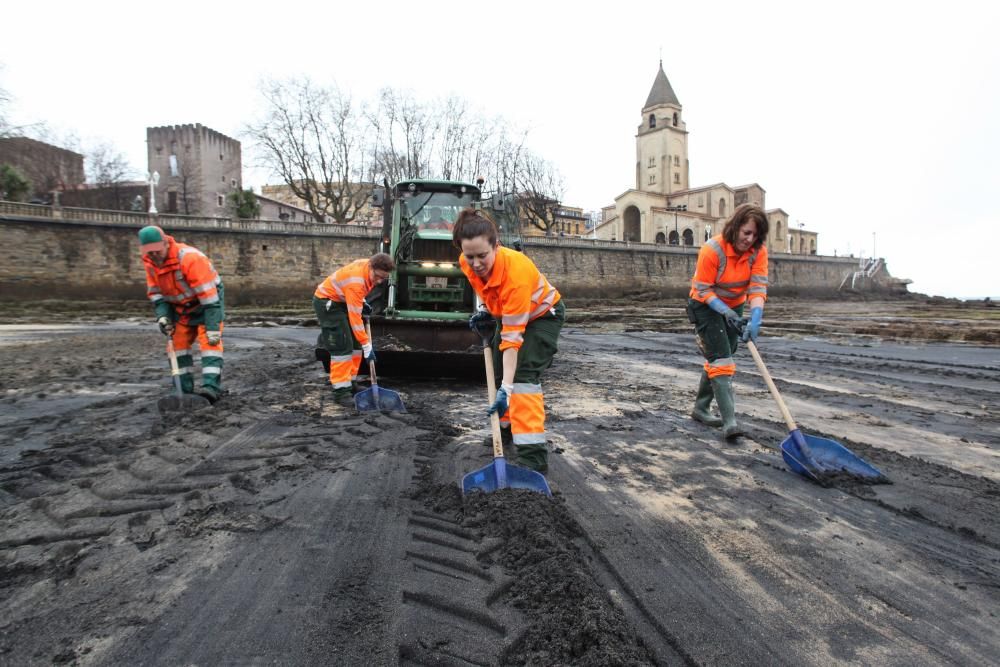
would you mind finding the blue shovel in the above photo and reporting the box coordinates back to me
[746,340,887,484]
[461,336,551,497]
[354,322,406,413]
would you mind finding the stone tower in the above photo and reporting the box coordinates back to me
[635,62,688,195]
[146,124,242,216]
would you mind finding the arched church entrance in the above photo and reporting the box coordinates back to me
[624,206,641,242]
[655,232,666,244]
[682,229,694,246]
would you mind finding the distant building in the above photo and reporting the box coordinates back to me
[146,124,241,216]
[255,193,314,222]
[594,62,817,254]
[0,136,85,200]
[260,181,381,225]
[520,203,590,237]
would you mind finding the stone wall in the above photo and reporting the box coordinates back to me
[0,210,884,304]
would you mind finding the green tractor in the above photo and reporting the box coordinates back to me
[363,178,522,377]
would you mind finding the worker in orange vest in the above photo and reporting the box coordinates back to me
[455,209,564,474]
[687,203,770,438]
[139,225,225,403]
[313,253,395,408]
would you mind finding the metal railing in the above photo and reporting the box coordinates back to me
[0,200,382,238]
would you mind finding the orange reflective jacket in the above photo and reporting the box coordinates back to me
[460,246,560,352]
[689,235,769,308]
[143,235,222,317]
[315,259,374,347]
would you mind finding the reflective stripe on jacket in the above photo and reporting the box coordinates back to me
[460,246,561,352]
[143,235,223,317]
[314,258,373,347]
[689,234,769,308]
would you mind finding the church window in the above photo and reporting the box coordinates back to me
[673,113,678,126]
[719,199,726,217]
[673,173,680,184]
[776,221,782,239]
[697,196,704,207]
[649,174,656,185]
[673,155,679,167]
[648,157,655,168]
[649,114,656,128]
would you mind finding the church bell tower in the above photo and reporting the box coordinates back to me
[636,62,689,195]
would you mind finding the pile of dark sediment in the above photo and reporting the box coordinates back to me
[414,481,657,666]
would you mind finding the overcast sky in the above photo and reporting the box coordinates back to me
[2,0,997,298]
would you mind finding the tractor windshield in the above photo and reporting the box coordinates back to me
[401,192,476,232]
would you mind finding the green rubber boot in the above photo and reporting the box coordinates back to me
[691,371,723,427]
[515,443,549,474]
[710,375,743,439]
[332,387,355,409]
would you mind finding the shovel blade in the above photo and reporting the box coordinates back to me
[461,458,551,496]
[781,431,887,482]
[354,385,406,413]
[157,393,211,414]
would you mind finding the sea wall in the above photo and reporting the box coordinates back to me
[0,205,888,303]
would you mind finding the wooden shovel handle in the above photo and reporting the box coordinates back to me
[166,339,184,397]
[483,342,505,459]
[746,340,798,432]
[365,321,378,387]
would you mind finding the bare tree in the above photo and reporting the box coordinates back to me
[368,88,440,185]
[166,149,201,215]
[85,142,136,210]
[246,78,370,224]
[512,151,565,236]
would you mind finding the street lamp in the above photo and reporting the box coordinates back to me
[147,171,160,214]
[665,204,687,245]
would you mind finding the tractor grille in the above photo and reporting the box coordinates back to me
[412,238,456,262]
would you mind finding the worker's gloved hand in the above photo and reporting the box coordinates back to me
[362,343,376,363]
[205,331,221,346]
[488,383,512,417]
[361,299,373,319]
[741,307,763,343]
[156,316,174,336]
[469,308,496,339]
[708,298,744,333]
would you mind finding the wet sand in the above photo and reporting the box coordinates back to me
[1,297,998,665]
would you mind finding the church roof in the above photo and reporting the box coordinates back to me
[644,62,680,109]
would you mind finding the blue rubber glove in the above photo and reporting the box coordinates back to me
[488,383,512,417]
[469,308,496,340]
[362,342,376,363]
[707,297,744,332]
[741,307,763,342]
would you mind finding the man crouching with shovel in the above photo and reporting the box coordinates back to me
[313,253,395,409]
[139,225,226,405]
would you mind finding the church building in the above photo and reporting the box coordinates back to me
[594,63,818,255]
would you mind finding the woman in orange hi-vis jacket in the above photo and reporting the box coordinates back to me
[687,203,770,438]
[454,209,565,474]
[139,225,225,403]
[313,253,395,408]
